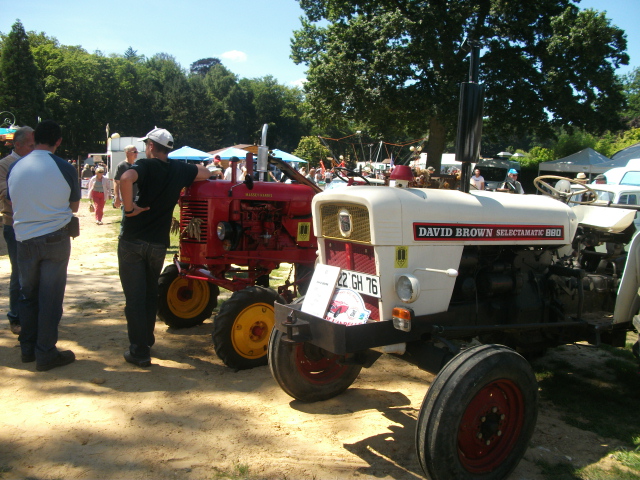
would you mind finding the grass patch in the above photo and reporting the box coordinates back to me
[538,458,640,480]
[534,350,640,443]
[534,341,640,479]
[212,462,252,479]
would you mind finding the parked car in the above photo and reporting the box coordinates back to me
[602,158,640,186]
[569,183,640,230]
[474,159,521,191]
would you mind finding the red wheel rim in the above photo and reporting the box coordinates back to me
[457,379,525,474]
[294,343,349,385]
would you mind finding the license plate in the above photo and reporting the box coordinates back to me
[337,269,381,298]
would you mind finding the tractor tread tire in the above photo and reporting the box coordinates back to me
[157,264,219,329]
[213,286,283,370]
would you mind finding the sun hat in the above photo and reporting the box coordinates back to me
[595,174,606,181]
[576,172,587,179]
[139,127,174,149]
[508,168,518,175]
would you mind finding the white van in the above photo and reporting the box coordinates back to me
[602,158,640,186]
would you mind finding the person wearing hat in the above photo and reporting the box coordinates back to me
[595,174,607,184]
[575,172,588,184]
[117,127,210,368]
[500,168,524,194]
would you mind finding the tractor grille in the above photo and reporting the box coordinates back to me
[325,240,379,320]
[180,200,208,243]
[320,204,371,244]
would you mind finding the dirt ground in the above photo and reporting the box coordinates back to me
[0,205,630,479]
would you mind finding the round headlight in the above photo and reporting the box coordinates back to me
[396,274,420,303]
[217,222,230,240]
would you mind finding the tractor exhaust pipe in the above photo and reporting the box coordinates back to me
[257,123,269,181]
[456,40,484,194]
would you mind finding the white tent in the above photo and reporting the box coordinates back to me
[538,148,611,177]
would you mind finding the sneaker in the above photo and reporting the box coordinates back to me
[97,221,103,225]
[123,350,151,368]
[21,353,35,363]
[36,350,75,371]
[10,323,20,335]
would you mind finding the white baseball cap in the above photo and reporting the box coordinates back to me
[140,127,174,149]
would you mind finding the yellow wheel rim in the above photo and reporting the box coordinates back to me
[166,277,210,318]
[231,302,274,359]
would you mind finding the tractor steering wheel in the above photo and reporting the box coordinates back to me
[333,167,371,185]
[533,175,597,205]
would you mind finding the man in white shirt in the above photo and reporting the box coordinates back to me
[224,156,246,181]
[470,168,485,190]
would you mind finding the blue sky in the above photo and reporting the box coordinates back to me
[1,0,638,88]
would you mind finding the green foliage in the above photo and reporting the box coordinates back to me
[0,24,314,159]
[622,67,640,124]
[0,20,45,126]
[594,128,640,157]
[293,136,330,168]
[529,146,557,164]
[189,57,221,76]
[293,0,629,169]
[553,131,597,159]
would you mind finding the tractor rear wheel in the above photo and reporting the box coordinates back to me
[157,264,219,329]
[268,326,362,402]
[416,344,538,480]
[213,286,283,370]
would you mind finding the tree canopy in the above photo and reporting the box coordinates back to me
[292,0,629,168]
[0,20,45,126]
[0,21,310,160]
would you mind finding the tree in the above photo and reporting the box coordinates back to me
[292,1,629,170]
[190,57,221,76]
[0,20,45,126]
[622,67,640,127]
[123,46,142,62]
[293,136,330,168]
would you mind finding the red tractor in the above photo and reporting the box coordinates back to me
[157,131,321,369]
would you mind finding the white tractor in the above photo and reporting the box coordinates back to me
[267,43,640,479]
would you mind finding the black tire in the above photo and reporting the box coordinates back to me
[416,344,538,480]
[213,286,284,370]
[157,264,219,329]
[268,302,363,402]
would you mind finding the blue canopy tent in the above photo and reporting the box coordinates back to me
[214,147,252,160]
[168,146,212,162]
[272,148,307,163]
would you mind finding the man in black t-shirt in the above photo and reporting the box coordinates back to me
[113,145,139,208]
[118,128,209,367]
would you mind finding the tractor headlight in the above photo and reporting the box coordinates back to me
[217,222,232,240]
[396,274,420,303]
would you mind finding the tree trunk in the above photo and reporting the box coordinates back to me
[426,116,446,173]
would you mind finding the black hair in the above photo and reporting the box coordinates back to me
[34,120,62,147]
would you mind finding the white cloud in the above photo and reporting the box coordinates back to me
[290,78,307,88]
[220,50,248,63]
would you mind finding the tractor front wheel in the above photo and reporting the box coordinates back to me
[268,327,362,402]
[213,286,283,370]
[416,344,538,480]
[157,264,219,329]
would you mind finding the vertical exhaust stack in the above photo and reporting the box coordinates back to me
[456,40,484,194]
[257,123,269,182]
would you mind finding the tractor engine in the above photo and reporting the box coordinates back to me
[178,179,316,270]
